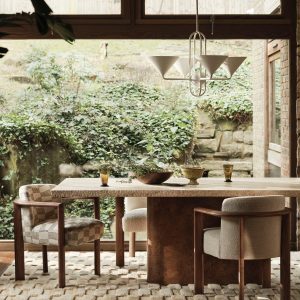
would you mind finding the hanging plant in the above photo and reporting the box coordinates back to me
[0,0,75,59]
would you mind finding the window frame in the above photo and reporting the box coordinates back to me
[0,0,296,39]
[142,0,282,17]
[267,42,282,169]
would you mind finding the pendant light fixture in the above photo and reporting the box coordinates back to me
[147,0,246,97]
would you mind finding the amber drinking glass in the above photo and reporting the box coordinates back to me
[223,163,233,182]
[100,172,109,187]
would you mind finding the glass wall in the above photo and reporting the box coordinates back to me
[0,0,121,15]
[0,39,253,240]
[145,0,281,15]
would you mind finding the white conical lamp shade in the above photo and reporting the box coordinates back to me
[174,57,190,77]
[147,56,179,77]
[224,57,246,77]
[198,55,227,78]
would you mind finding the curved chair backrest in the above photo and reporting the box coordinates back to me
[125,197,147,212]
[19,184,58,232]
[220,195,285,260]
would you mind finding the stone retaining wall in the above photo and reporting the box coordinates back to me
[194,111,253,177]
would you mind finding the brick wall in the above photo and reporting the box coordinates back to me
[297,0,300,249]
[280,41,291,177]
[252,40,267,177]
[252,40,290,178]
[297,1,300,171]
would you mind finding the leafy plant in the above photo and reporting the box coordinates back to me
[128,157,171,177]
[0,195,14,239]
[0,50,196,238]
[65,197,115,238]
[12,50,195,171]
[0,115,82,161]
[198,61,253,124]
[0,0,75,59]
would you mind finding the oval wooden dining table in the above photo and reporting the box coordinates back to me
[51,177,300,286]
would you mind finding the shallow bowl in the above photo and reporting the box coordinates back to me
[137,171,173,185]
[181,165,205,185]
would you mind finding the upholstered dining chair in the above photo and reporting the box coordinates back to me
[14,184,104,288]
[194,195,291,300]
[122,197,147,257]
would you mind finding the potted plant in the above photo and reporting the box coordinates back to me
[0,0,75,60]
[128,157,173,185]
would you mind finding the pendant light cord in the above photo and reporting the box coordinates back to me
[211,15,215,35]
[196,0,199,32]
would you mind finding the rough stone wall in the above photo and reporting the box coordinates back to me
[194,110,253,177]
[252,40,267,177]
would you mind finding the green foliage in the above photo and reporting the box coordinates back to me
[0,115,82,161]
[0,50,195,238]
[198,62,253,124]
[0,195,14,239]
[128,158,170,177]
[0,0,74,57]
[16,50,195,171]
[65,197,115,238]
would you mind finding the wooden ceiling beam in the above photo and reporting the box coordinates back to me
[0,19,293,40]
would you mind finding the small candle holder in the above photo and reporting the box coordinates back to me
[223,163,233,182]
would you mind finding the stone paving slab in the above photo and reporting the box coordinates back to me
[0,252,299,299]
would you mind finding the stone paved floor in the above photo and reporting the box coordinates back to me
[0,252,300,300]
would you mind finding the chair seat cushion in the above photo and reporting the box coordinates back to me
[27,217,104,246]
[203,227,221,258]
[122,208,147,232]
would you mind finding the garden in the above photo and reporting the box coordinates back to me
[0,39,253,239]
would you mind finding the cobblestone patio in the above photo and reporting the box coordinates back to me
[0,252,300,300]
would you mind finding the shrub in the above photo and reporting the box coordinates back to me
[198,61,253,124]
[0,51,196,239]
[0,195,14,239]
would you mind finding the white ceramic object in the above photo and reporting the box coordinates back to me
[147,56,179,77]
[198,55,227,78]
[223,56,246,77]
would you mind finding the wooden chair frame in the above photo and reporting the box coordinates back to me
[194,207,291,300]
[129,232,136,257]
[14,197,101,288]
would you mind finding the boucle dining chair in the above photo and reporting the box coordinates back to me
[14,184,104,288]
[194,195,291,300]
[122,197,147,257]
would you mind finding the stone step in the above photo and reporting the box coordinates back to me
[200,160,253,172]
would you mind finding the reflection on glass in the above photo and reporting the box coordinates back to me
[145,0,280,15]
[271,59,281,145]
[0,0,121,14]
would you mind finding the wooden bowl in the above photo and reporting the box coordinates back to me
[137,172,173,185]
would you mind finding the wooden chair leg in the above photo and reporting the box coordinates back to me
[93,198,101,276]
[280,213,291,300]
[58,204,65,288]
[94,239,101,275]
[14,202,25,281]
[194,211,204,294]
[129,232,136,257]
[239,217,245,300]
[42,245,48,273]
[239,257,245,300]
[116,197,125,267]
[261,259,271,288]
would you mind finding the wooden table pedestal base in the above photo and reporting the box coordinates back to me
[147,197,271,286]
